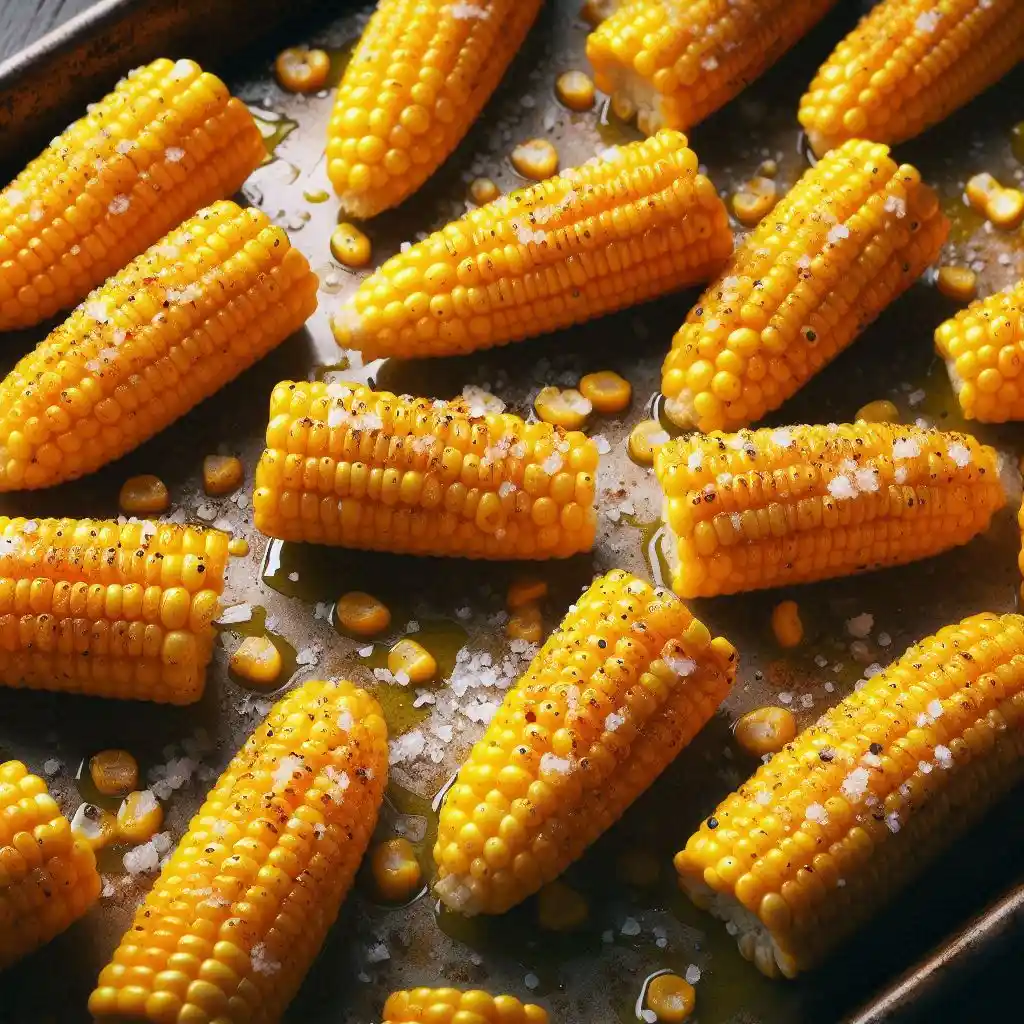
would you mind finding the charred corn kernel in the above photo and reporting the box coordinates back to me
[588,0,836,135]
[506,604,543,644]
[734,706,797,757]
[771,601,803,648]
[936,266,978,303]
[662,140,948,433]
[254,382,600,559]
[535,387,592,430]
[119,474,169,514]
[511,139,559,180]
[228,536,250,556]
[0,59,264,332]
[336,591,392,635]
[556,70,596,111]
[732,177,778,227]
[433,570,737,914]
[987,187,1024,230]
[579,371,631,414]
[203,455,244,495]
[331,223,372,269]
[90,680,388,1022]
[935,277,1024,421]
[676,613,1024,979]
[0,761,100,968]
[90,749,139,796]
[371,837,423,901]
[617,847,661,886]
[470,178,500,206]
[333,131,732,359]
[646,974,695,1022]
[0,517,226,703]
[116,789,163,843]
[0,202,317,490]
[383,989,549,1024]
[799,0,1024,156]
[656,422,1005,598]
[230,635,283,685]
[538,880,589,931]
[507,577,548,609]
[327,0,543,218]
[628,419,670,465]
[388,638,437,684]
[71,802,117,851]
[275,47,330,93]
[855,399,900,424]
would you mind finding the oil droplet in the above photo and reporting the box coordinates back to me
[217,605,299,690]
[303,189,330,204]
[325,45,354,88]
[250,111,299,160]
[313,358,352,378]
[941,192,986,245]
[625,516,672,589]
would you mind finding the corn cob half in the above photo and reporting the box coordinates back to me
[586,0,837,136]
[0,59,264,332]
[433,570,737,915]
[0,517,226,704]
[0,759,101,969]
[799,0,1024,157]
[676,612,1024,978]
[934,278,1024,422]
[327,0,543,218]
[253,382,599,558]
[0,201,317,490]
[383,988,549,1023]
[332,131,732,359]
[661,140,948,433]
[89,680,388,1023]
[655,422,1006,598]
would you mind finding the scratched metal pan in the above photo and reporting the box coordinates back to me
[0,1,1023,1022]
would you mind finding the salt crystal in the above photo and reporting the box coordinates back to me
[771,428,793,448]
[778,691,793,705]
[108,194,130,215]
[827,475,856,500]
[687,450,703,471]
[540,752,571,775]
[826,224,850,244]
[885,812,902,833]
[892,437,921,459]
[169,58,194,80]
[524,973,540,990]
[620,917,641,936]
[165,146,185,163]
[841,767,870,802]
[217,604,252,625]
[462,384,505,416]
[685,964,701,985]
[918,759,934,775]
[358,645,373,657]
[406,619,420,633]
[927,699,943,719]
[883,195,907,218]
[605,711,625,732]
[449,2,490,19]
[123,843,159,874]
[755,790,772,805]
[800,693,814,709]
[296,646,318,667]
[272,754,304,788]
[43,758,61,776]
[947,442,971,467]
[592,434,611,455]
[846,613,874,639]
[908,389,926,407]
[389,730,425,765]
[413,690,436,708]
[642,1012,658,1024]
[895,465,908,485]
[196,504,217,521]
[934,744,953,767]
[805,802,828,824]
[915,10,941,32]
[878,632,892,647]
[814,654,828,668]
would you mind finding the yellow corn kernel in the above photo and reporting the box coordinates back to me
[556,70,596,111]
[534,386,592,429]
[507,578,548,610]
[771,601,803,648]
[506,605,543,644]
[274,47,330,93]
[119,475,169,515]
[70,802,118,852]
[203,455,244,496]
[331,222,372,269]
[987,187,1024,230]
[734,706,797,757]
[731,177,777,227]
[646,974,696,1022]
[758,159,779,179]
[537,880,589,931]
[388,638,437,685]
[371,837,423,902]
[579,371,631,414]
[936,266,978,303]
[90,749,139,797]
[628,419,670,465]
[470,177,500,205]
[116,790,163,844]
[966,172,1001,212]
[230,635,283,686]
[382,989,549,1024]
[511,138,559,180]
[335,592,391,636]
[617,848,661,887]
[855,399,900,424]
[228,536,250,556]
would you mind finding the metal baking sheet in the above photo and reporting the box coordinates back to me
[1,2,1024,1022]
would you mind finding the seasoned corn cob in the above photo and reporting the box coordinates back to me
[0,201,317,490]
[661,140,948,433]
[383,988,549,1023]
[0,760,101,969]
[934,278,1024,422]
[433,570,737,915]
[253,382,599,558]
[799,0,1024,157]
[675,612,1024,978]
[332,131,732,359]
[327,0,543,218]
[0,517,226,703]
[89,680,388,1023]
[0,58,264,332]
[655,422,1005,599]
[586,0,837,135]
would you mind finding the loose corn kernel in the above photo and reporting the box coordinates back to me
[579,371,631,413]
[119,475,169,515]
[936,266,978,303]
[758,159,779,178]
[228,536,250,556]
[771,601,803,648]
[89,749,139,797]
[388,638,437,684]
[534,386,592,429]
[230,635,283,685]
[734,706,797,757]
[855,400,900,424]
[732,177,777,227]
[507,578,548,609]
[556,70,596,111]
[617,848,661,887]
[382,989,549,1024]
[511,138,559,180]
[538,880,589,931]
[470,177,500,205]
[628,419,670,465]
[70,803,117,852]
[506,605,544,644]
[988,187,1024,230]
[646,974,696,1022]
[336,592,392,635]
[274,47,330,93]
[331,222,372,268]
[966,172,1001,212]
[116,790,163,844]
[203,455,244,495]
[371,837,423,902]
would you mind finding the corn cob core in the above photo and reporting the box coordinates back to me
[0,759,101,969]
[798,0,1024,157]
[382,988,549,1023]
[253,382,600,558]
[89,680,388,1023]
[935,278,1024,422]
[433,570,737,915]
[0,517,226,703]
[661,139,948,433]
[586,0,837,135]
[332,131,732,359]
[0,58,264,332]
[327,0,543,218]
[655,422,1005,598]
[0,201,317,490]
[675,612,1024,978]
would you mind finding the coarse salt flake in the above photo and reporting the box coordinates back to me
[108,194,130,215]
[620,917,641,936]
[841,767,870,801]
[805,802,828,824]
[605,711,625,732]
[540,752,571,775]
[947,442,971,467]
[685,964,701,985]
[165,146,185,163]
[846,613,874,639]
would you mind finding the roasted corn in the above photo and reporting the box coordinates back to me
[382,989,549,1024]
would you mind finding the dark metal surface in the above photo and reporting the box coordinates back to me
[0,0,95,63]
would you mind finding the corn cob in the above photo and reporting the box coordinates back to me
[799,0,1024,158]
[661,140,948,433]
[0,201,317,490]
[332,131,732,359]
[586,0,837,136]
[934,278,1024,422]
[0,59,264,333]
[0,517,226,704]
[656,422,1005,599]
[0,760,101,969]
[89,680,388,1023]
[327,0,543,218]
[433,570,737,915]
[253,382,600,558]
[675,612,1024,978]
[382,989,549,1023]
